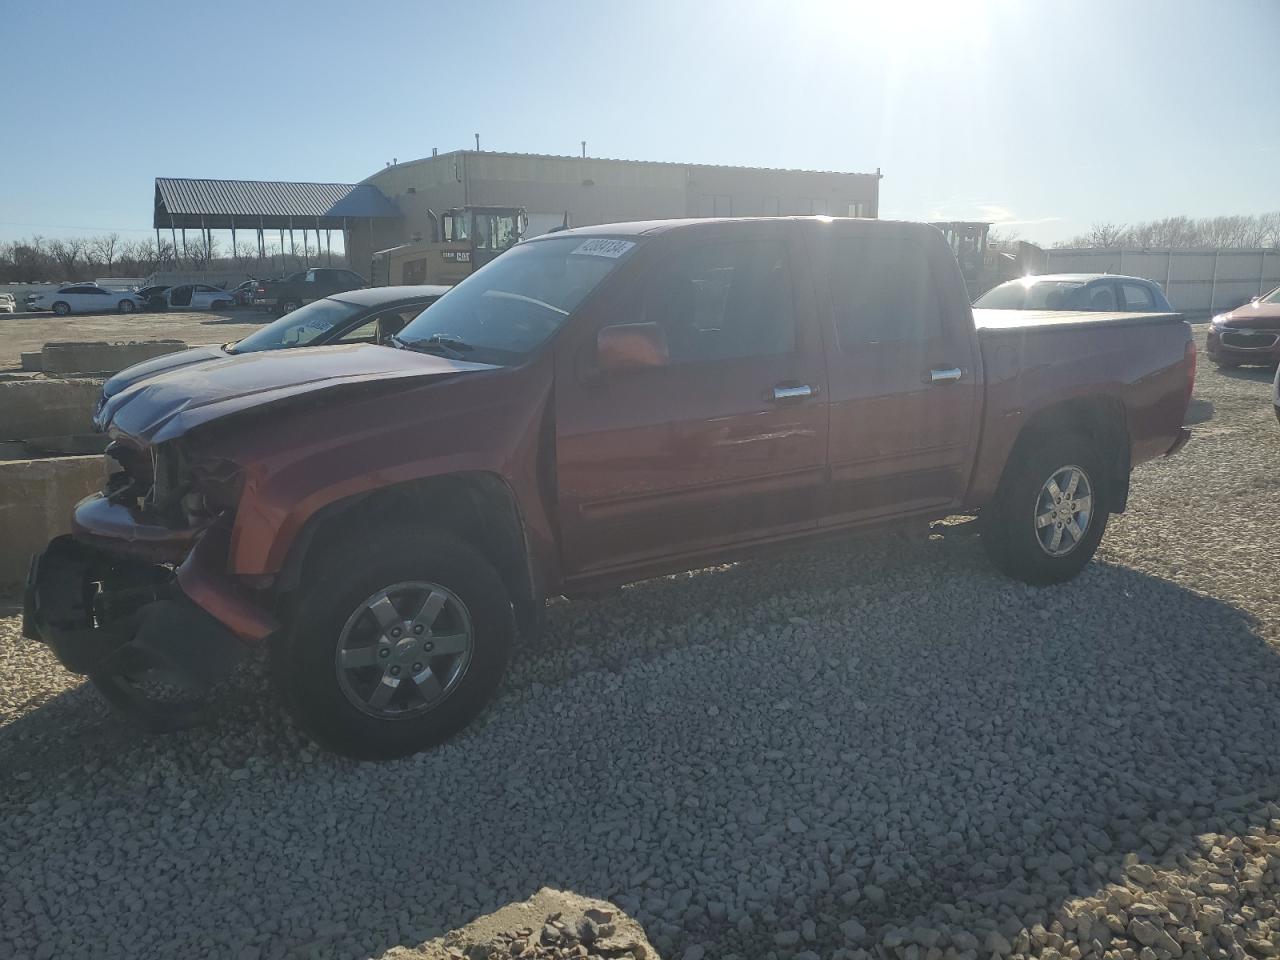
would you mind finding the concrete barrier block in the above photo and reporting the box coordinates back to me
[20,351,42,372]
[41,340,186,376]
[0,455,108,584]
[0,379,103,440]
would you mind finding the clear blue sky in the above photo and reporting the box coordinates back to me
[3,0,1276,246]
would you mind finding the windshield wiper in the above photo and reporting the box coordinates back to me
[391,332,475,359]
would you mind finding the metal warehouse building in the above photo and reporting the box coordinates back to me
[350,150,882,271]
[155,150,882,277]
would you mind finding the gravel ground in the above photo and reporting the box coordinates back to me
[2,326,1279,960]
[0,307,271,370]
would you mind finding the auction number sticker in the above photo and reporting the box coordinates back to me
[571,238,635,258]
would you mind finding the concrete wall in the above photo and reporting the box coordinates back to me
[0,456,107,584]
[0,379,102,440]
[40,340,186,376]
[1044,248,1280,316]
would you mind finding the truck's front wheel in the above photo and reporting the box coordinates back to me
[981,434,1109,586]
[274,528,514,759]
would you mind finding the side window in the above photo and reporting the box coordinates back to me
[641,238,795,364]
[1121,282,1155,311]
[304,269,319,283]
[84,287,108,296]
[1085,283,1118,311]
[336,319,378,343]
[828,237,943,348]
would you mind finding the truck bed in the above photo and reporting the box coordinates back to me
[973,308,1183,332]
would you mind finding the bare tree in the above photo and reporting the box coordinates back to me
[1055,212,1280,249]
[49,237,87,280]
[89,233,122,274]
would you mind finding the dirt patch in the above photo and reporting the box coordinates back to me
[0,307,273,371]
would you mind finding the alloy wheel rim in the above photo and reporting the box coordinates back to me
[1034,465,1093,557]
[334,581,474,719]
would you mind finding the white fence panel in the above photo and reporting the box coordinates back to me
[1044,248,1280,316]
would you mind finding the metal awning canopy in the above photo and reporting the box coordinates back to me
[153,177,401,230]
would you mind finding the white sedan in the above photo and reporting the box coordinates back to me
[0,293,14,313]
[165,284,235,310]
[27,284,142,316]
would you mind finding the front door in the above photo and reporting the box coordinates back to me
[168,285,193,308]
[819,226,981,525]
[555,224,829,580]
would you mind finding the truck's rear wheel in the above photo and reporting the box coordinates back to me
[273,528,514,759]
[981,433,1109,585]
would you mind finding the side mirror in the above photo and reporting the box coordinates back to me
[597,322,669,373]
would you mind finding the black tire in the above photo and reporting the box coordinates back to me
[117,298,136,314]
[1212,357,1240,369]
[280,298,302,314]
[273,528,514,759]
[981,433,1110,586]
[52,301,70,316]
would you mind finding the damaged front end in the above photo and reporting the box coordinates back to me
[22,438,254,730]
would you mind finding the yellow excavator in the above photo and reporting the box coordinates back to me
[931,221,1046,298]
[371,205,528,286]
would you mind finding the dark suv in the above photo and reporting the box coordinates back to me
[254,267,366,315]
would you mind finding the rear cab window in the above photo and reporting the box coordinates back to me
[1121,282,1156,311]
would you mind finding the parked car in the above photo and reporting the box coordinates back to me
[974,274,1174,312]
[93,285,451,424]
[231,279,258,307]
[165,284,234,310]
[254,267,366,315]
[134,285,171,311]
[0,292,14,313]
[1207,286,1280,368]
[25,218,1195,759]
[24,284,142,315]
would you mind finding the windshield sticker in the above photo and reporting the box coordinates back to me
[570,238,635,259]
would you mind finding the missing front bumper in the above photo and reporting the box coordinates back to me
[23,535,246,689]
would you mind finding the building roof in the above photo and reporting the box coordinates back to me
[364,150,883,183]
[153,178,401,230]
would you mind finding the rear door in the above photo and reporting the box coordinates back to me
[555,223,829,578]
[819,224,981,525]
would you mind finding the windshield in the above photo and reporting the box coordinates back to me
[1262,285,1280,304]
[975,279,1086,309]
[230,298,364,353]
[396,235,637,364]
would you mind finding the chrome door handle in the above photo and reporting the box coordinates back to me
[772,383,815,402]
[929,367,963,383]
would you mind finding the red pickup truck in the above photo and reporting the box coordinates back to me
[24,218,1195,758]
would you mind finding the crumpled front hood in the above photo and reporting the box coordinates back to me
[100,343,495,445]
[101,345,229,403]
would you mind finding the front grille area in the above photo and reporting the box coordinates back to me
[104,441,154,503]
[1221,330,1279,349]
